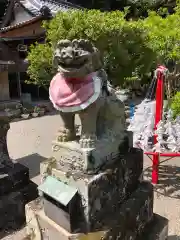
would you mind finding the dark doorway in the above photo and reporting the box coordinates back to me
[20,72,49,100]
[9,73,19,99]
[9,72,49,100]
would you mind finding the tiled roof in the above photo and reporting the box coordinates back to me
[0,0,82,33]
[0,16,42,32]
[20,0,82,16]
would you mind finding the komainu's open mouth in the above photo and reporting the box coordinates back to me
[53,39,103,77]
[58,58,89,69]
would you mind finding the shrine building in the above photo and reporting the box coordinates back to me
[0,0,81,101]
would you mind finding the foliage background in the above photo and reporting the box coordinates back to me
[67,0,176,14]
[27,3,180,89]
[170,91,180,118]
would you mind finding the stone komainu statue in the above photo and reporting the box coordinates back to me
[49,39,126,148]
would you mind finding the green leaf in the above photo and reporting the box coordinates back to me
[27,4,180,88]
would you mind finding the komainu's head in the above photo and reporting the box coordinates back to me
[53,39,103,78]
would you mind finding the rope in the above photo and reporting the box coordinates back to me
[154,66,169,78]
[145,76,157,100]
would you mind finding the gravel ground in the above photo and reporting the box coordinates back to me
[1,113,180,239]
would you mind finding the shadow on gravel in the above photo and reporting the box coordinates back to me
[143,165,180,199]
[17,153,47,179]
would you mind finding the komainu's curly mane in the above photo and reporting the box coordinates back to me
[53,39,103,78]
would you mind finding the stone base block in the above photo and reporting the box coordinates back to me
[137,214,168,240]
[46,148,143,232]
[26,181,153,239]
[102,181,154,239]
[0,181,38,231]
[0,191,25,230]
[0,161,38,232]
[52,135,129,172]
[0,163,29,196]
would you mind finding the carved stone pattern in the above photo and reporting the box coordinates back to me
[40,157,57,183]
[57,155,84,171]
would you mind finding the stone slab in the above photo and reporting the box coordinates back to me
[52,135,129,172]
[137,214,168,240]
[0,191,25,231]
[48,148,143,232]
[26,181,153,239]
[0,163,29,196]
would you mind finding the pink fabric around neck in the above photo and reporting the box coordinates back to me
[49,72,96,108]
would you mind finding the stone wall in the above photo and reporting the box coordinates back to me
[0,71,10,101]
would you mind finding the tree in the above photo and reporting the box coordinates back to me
[136,5,180,97]
[68,0,176,17]
[27,3,180,89]
[27,10,156,88]
[170,91,180,118]
[27,43,54,89]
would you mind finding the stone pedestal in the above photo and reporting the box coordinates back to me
[49,148,143,232]
[29,132,169,240]
[52,134,129,172]
[28,128,169,240]
[0,113,38,231]
[26,181,154,240]
[25,38,168,238]
[32,144,156,239]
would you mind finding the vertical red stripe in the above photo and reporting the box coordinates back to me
[152,65,166,184]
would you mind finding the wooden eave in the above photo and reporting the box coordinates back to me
[0,15,42,33]
[0,16,44,38]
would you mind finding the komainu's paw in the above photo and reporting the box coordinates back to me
[79,134,97,148]
[57,128,76,142]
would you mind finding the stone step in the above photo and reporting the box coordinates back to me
[0,100,20,111]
